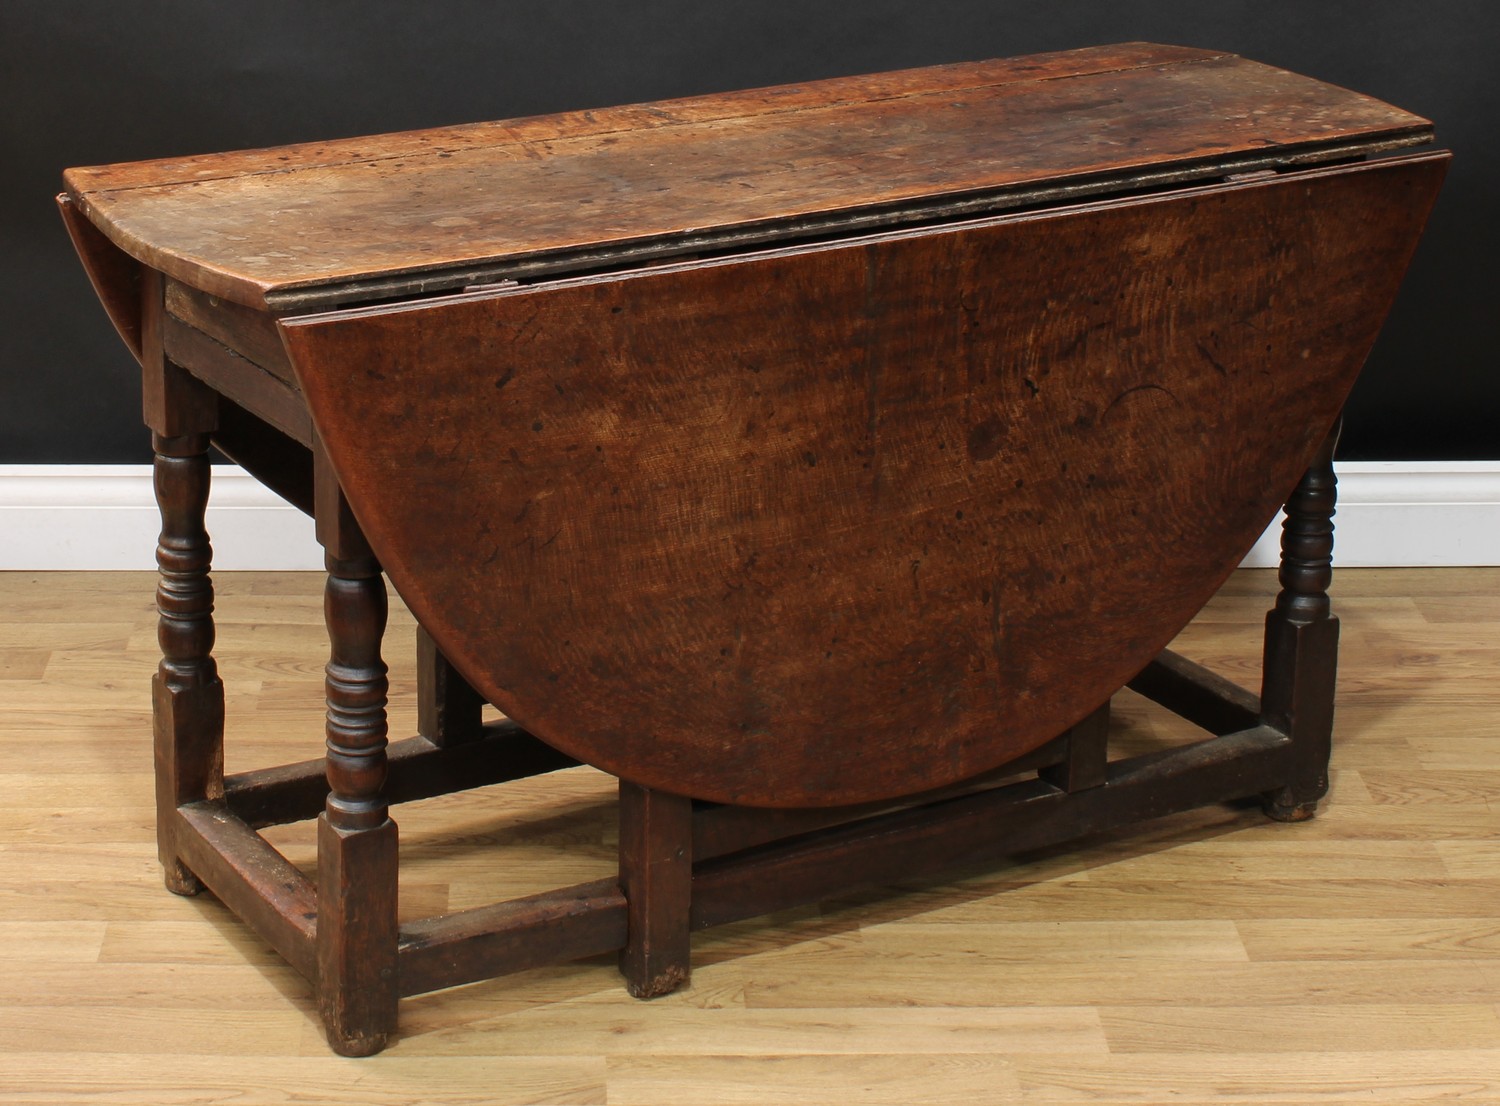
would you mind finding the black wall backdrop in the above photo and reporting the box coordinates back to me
[3,1,1495,464]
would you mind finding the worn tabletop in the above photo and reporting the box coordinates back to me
[64,42,1430,310]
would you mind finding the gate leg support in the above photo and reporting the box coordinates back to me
[417,624,483,746]
[1041,700,1111,792]
[1261,420,1341,822]
[619,781,693,998]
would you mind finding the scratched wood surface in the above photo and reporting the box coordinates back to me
[280,156,1445,807]
[3,567,1498,1103]
[61,43,1431,308]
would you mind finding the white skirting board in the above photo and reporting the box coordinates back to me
[0,465,319,571]
[2,462,1498,571]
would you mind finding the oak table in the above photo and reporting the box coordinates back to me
[61,43,1446,1055]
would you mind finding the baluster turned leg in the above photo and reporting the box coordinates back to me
[1261,420,1342,822]
[142,265,223,897]
[152,430,224,894]
[314,443,399,1055]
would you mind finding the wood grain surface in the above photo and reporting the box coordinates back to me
[3,567,1498,1103]
[281,155,1445,807]
[61,44,1431,309]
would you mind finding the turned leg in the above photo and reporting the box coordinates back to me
[1261,420,1341,822]
[619,781,693,998]
[314,443,399,1056]
[152,430,225,895]
[142,267,224,897]
[417,624,483,746]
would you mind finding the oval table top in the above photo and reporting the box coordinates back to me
[280,154,1447,807]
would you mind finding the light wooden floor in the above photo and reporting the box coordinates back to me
[1,568,1497,1104]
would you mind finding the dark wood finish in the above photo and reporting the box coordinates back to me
[212,398,314,516]
[618,783,694,998]
[165,280,297,385]
[150,429,224,896]
[313,442,399,1056]
[56,192,143,360]
[690,725,1293,931]
[402,712,1301,1000]
[416,625,484,747]
[1128,649,1261,736]
[175,802,317,980]
[399,878,627,997]
[1261,423,1343,822]
[62,46,1446,1055]
[223,721,577,829]
[284,154,1446,808]
[144,265,225,897]
[63,45,1430,310]
[140,269,218,439]
[1041,701,1111,792]
[160,312,312,444]
[692,733,1072,862]
[316,816,397,1056]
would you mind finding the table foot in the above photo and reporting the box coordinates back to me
[1262,793,1320,822]
[1260,419,1341,814]
[313,442,399,1054]
[619,781,693,999]
[162,868,204,896]
[317,814,398,1056]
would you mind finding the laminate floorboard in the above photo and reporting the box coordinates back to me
[1,568,1496,1104]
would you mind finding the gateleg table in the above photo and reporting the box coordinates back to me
[62,42,1446,1054]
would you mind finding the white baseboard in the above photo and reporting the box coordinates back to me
[2,462,1498,571]
[1238,462,1500,568]
[0,465,320,570]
